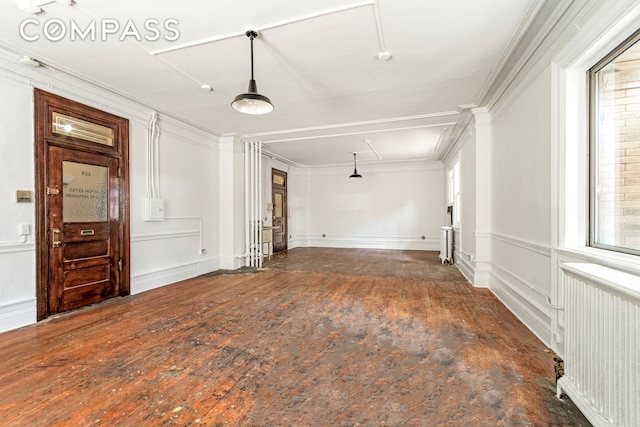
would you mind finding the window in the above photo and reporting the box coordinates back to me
[453,161,460,226]
[589,29,640,255]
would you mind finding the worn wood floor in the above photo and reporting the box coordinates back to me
[0,248,589,426]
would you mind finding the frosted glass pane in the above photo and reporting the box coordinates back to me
[63,162,108,223]
[275,193,283,218]
[52,112,114,146]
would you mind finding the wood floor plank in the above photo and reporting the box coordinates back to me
[0,248,590,426]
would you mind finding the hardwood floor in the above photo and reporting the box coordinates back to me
[0,248,589,426]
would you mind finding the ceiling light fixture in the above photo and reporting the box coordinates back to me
[349,153,363,178]
[231,30,274,115]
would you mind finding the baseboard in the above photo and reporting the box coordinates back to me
[131,257,219,295]
[455,256,475,285]
[489,267,552,347]
[300,235,439,251]
[0,298,37,333]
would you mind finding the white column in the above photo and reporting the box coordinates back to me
[218,135,245,269]
[473,107,492,288]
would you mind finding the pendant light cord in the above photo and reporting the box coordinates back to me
[249,31,256,80]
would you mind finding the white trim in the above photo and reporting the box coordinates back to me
[475,231,552,258]
[455,254,475,285]
[243,111,461,140]
[489,266,553,347]
[131,257,219,295]
[131,230,200,243]
[489,232,552,257]
[0,298,36,333]
[0,242,35,254]
[557,247,640,278]
[299,235,438,251]
[0,44,220,136]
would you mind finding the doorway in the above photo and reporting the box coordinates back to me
[34,90,130,320]
[271,169,288,253]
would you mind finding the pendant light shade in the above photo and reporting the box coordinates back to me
[232,30,274,115]
[349,153,363,178]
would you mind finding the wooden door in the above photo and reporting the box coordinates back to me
[47,147,120,313]
[35,90,130,320]
[272,169,287,252]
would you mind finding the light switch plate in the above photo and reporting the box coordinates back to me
[19,223,30,235]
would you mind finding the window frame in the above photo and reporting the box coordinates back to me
[588,27,640,257]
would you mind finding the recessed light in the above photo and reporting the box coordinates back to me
[200,84,213,92]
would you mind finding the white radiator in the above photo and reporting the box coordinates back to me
[558,263,640,427]
[439,225,453,264]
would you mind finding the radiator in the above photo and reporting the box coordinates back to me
[439,225,453,264]
[558,263,640,427]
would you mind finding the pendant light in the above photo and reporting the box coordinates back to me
[349,153,363,178]
[231,30,274,115]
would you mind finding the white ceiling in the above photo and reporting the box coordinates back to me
[0,0,538,167]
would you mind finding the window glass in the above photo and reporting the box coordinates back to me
[590,31,640,255]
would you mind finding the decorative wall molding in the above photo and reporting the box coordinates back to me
[131,230,200,243]
[0,241,35,254]
[0,298,36,333]
[477,231,552,257]
[0,45,220,138]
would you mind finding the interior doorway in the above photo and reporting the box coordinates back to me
[34,90,130,320]
[271,169,288,253]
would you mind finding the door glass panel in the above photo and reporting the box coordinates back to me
[274,193,283,218]
[63,161,108,222]
[273,174,285,186]
[52,112,114,146]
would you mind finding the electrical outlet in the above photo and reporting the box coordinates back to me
[19,223,30,235]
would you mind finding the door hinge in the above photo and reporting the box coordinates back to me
[46,186,60,195]
[118,259,123,271]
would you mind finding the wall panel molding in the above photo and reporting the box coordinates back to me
[0,242,35,254]
[131,231,200,243]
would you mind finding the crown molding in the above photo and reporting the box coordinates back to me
[0,41,221,139]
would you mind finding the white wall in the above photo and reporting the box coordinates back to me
[292,162,444,250]
[444,0,640,354]
[0,51,220,332]
[130,118,220,293]
[488,67,554,345]
[0,67,37,329]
